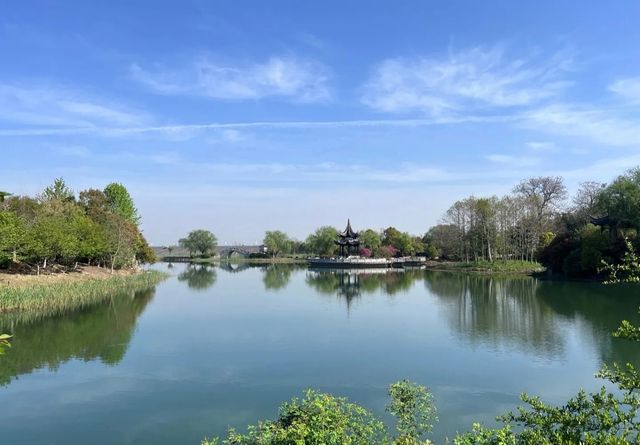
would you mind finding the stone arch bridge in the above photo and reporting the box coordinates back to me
[154,245,266,261]
[217,245,266,258]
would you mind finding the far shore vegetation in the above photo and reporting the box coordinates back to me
[161,166,640,281]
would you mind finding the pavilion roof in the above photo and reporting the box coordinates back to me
[339,219,359,239]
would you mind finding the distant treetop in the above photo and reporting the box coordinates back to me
[104,183,140,226]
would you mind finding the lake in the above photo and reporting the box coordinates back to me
[1,263,640,444]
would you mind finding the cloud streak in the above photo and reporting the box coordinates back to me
[0,115,515,137]
[524,103,640,147]
[0,84,150,128]
[362,45,572,116]
[131,55,331,102]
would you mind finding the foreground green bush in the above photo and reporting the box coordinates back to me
[203,380,436,445]
[204,311,640,445]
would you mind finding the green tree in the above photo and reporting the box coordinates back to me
[383,227,416,255]
[0,191,11,202]
[31,208,81,267]
[104,183,140,226]
[41,178,74,202]
[306,226,339,256]
[0,211,26,263]
[360,229,382,255]
[263,230,292,257]
[388,379,438,442]
[600,238,640,284]
[179,229,218,257]
[597,167,640,233]
[75,215,108,264]
[0,182,153,270]
[382,226,404,248]
[78,188,110,220]
[103,212,138,272]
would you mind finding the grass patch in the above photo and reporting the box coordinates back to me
[0,270,168,320]
[426,260,544,274]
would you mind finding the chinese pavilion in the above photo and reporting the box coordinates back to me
[335,219,360,257]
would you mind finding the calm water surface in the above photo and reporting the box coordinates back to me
[2,263,640,444]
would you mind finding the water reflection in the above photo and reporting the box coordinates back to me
[304,268,640,363]
[0,287,156,386]
[3,263,640,445]
[177,264,217,291]
[263,264,296,291]
[424,272,564,357]
[536,282,640,366]
[306,268,424,311]
[218,262,252,273]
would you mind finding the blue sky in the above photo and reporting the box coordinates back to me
[2,1,640,244]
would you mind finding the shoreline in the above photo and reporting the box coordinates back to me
[161,257,546,275]
[0,267,168,317]
[163,256,307,265]
[422,260,545,275]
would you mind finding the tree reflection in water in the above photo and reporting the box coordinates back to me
[262,264,297,291]
[304,268,640,366]
[0,286,157,386]
[306,268,424,312]
[424,271,564,357]
[177,264,217,291]
[535,280,640,367]
[424,271,640,365]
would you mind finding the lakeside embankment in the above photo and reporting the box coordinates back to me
[162,255,307,265]
[162,255,544,275]
[0,267,168,317]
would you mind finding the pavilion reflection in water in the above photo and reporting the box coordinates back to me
[306,268,419,312]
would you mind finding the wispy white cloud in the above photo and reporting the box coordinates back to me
[486,154,541,168]
[526,141,556,151]
[524,103,640,147]
[131,55,331,102]
[362,45,572,116]
[0,84,150,127]
[149,151,181,165]
[609,76,640,103]
[54,145,92,157]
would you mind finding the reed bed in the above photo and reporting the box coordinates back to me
[0,270,168,320]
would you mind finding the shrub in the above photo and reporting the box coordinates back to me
[205,380,436,445]
[0,253,11,269]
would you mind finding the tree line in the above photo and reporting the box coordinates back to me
[428,167,640,278]
[173,226,429,259]
[176,166,640,279]
[0,179,155,273]
[427,176,568,263]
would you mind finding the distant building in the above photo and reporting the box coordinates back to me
[335,219,360,257]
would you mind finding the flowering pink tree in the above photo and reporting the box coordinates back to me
[379,245,399,258]
[359,247,372,257]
